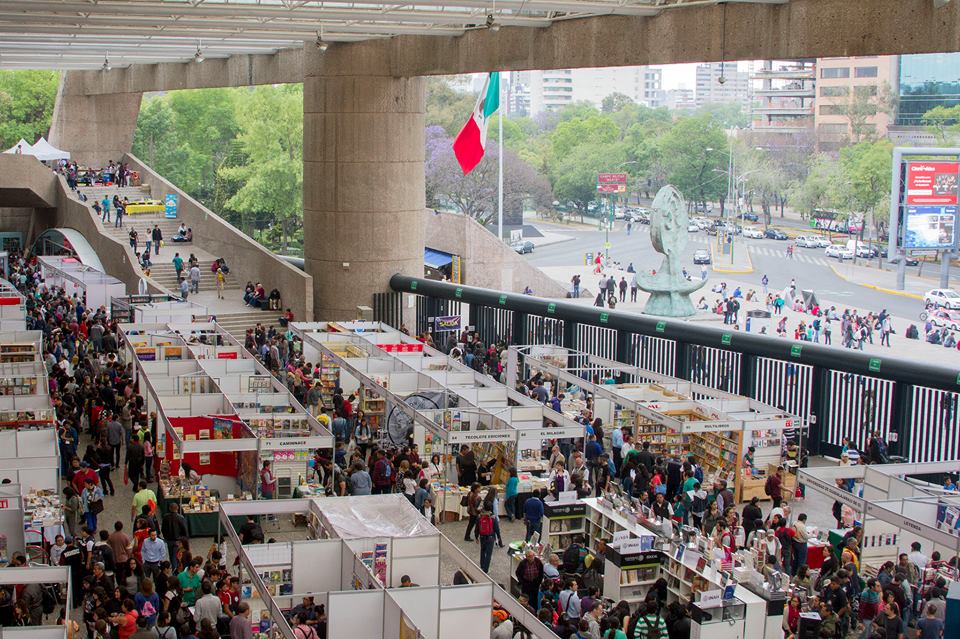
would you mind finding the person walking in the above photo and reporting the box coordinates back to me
[189,264,200,294]
[172,253,184,280]
[514,549,544,607]
[618,277,627,303]
[115,200,124,228]
[129,228,138,251]
[81,477,105,532]
[463,483,482,541]
[761,274,769,295]
[101,196,111,223]
[216,268,226,300]
[881,315,892,347]
[477,507,496,573]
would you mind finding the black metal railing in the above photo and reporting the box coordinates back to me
[388,274,960,461]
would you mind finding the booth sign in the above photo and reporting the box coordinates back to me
[448,430,514,444]
[164,193,178,219]
[260,436,333,451]
[434,315,461,333]
[0,499,8,509]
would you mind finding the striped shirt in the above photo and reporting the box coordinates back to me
[629,614,668,639]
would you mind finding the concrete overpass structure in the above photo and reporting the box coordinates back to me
[4,0,960,318]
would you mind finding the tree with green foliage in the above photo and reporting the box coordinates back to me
[655,116,730,212]
[0,70,60,148]
[551,142,627,222]
[789,154,840,221]
[923,104,960,143]
[832,139,893,241]
[425,77,479,137]
[601,92,634,114]
[218,85,303,252]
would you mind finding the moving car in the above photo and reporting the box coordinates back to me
[738,212,759,222]
[795,235,821,248]
[510,240,535,254]
[925,288,960,310]
[764,229,788,240]
[693,249,711,264]
[742,227,764,239]
[687,223,699,232]
[928,308,960,331]
[825,244,855,260]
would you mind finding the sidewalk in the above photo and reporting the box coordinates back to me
[540,264,959,367]
[709,236,753,274]
[526,225,576,248]
[829,262,940,300]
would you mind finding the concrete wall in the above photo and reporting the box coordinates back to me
[0,208,41,247]
[124,153,315,320]
[49,75,143,167]
[65,0,960,95]
[423,210,568,298]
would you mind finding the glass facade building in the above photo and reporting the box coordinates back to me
[897,53,960,126]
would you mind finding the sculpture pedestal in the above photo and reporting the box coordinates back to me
[637,274,706,318]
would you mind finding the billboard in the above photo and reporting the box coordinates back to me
[598,173,628,184]
[905,161,959,206]
[597,183,626,193]
[903,205,957,249]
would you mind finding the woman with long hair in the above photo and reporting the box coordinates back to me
[482,487,503,547]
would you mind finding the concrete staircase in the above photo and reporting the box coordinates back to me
[214,310,286,337]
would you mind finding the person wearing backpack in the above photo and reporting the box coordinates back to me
[292,612,319,639]
[627,602,667,639]
[477,507,496,573]
[372,450,394,495]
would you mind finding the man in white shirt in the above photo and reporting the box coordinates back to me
[908,541,929,572]
[194,580,222,626]
[620,434,635,466]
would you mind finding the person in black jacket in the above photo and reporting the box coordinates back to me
[161,503,188,571]
[742,496,763,538]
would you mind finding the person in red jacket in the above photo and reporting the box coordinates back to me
[372,450,394,495]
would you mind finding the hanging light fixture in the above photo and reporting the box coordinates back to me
[316,27,329,52]
[102,55,111,71]
[194,40,204,63]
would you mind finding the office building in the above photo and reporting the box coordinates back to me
[663,88,696,111]
[814,56,899,149]
[695,62,752,110]
[896,53,960,126]
[528,69,574,114]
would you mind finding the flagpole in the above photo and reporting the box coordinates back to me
[497,74,504,243]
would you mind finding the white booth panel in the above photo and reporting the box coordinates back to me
[0,627,68,639]
[381,592,403,639]
[388,588,439,639]
[17,429,56,458]
[327,591,384,638]
[438,584,493,639]
[0,430,16,459]
[292,541,343,594]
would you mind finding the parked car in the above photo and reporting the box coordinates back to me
[855,244,878,258]
[928,308,960,331]
[825,244,855,260]
[765,229,788,240]
[742,227,764,239]
[693,249,711,265]
[510,240,535,254]
[687,223,699,232]
[814,236,832,248]
[795,235,821,248]
[695,203,713,213]
[889,255,920,266]
[925,288,960,310]
[738,212,759,222]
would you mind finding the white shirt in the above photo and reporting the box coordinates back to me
[908,550,928,571]
[621,442,634,460]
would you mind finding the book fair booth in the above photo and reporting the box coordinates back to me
[511,345,802,504]
[0,277,26,332]
[0,330,62,562]
[219,494,556,639]
[0,566,72,639]
[119,322,333,536]
[37,255,125,314]
[290,322,586,515]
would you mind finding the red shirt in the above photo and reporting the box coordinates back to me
[118,611,139,639]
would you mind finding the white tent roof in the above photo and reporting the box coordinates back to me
[2,138,33,155]
[28,137,69,162]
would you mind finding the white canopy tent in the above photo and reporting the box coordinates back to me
[2,138,32,154]
[28,137,70,161]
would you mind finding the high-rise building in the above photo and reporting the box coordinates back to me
[695,62,752,110]
[569,66,663,108]
[528,69,574,114]
[751,60,817,145]
[814,56,899,150]
[504,71,531,116]
[663,88,696,111]
[896,53,960,126]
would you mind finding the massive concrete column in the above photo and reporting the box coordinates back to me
[49,72,142,167]
[303,62,425,320]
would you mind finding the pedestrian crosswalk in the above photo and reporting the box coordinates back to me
[750,245,833,267]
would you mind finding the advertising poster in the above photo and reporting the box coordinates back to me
[434,314,461,333]
[903,205,957,249]
[906,161,959,206]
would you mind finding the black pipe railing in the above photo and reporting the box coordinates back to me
[391,274,959,393]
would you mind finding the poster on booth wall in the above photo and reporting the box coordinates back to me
[212,418,233,440]
[164,193,178,219]
[135,346,157,361]
[164,346,183,361]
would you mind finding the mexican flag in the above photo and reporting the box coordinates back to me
[452,72,500,175]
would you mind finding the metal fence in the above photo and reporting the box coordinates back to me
[387,276,960,459]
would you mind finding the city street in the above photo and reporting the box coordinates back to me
[524,219,938,322]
